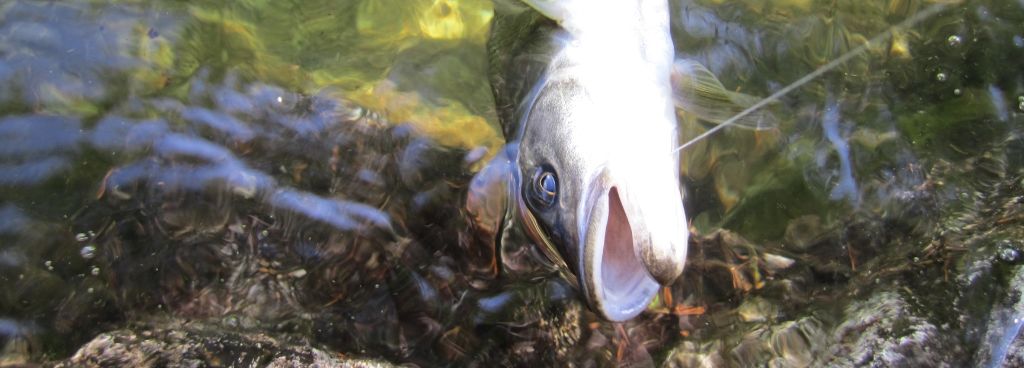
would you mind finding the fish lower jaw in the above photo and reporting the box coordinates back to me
[583,186,659,321]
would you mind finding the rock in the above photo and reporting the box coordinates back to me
[664,341,727,368]
[768,317,826,368]
[825,291,958,367]
[663,315,827,367]
[1004,329,1024,368]
[973,265,1024,367]
[0,335,31,367]
[54,320,395,368]
[783,215,825,251]
[737,297,780,323]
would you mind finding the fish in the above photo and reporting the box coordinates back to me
[468,0,771,321]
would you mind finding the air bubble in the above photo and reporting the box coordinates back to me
[44,260,54,271]
[91,266,100,276]
[953,89,961,96]
[947,35,961,47]
[75,233,89,242]
[936,72,947,82]
[80,245,97,260]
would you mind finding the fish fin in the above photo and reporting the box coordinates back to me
[671,59,778,130]
[466,148,509,252]
[492,0,533,14]
[464,146,516,278]
[518,0,571,24]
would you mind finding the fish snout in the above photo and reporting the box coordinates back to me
[582,178,660,321]
[636,209,688,285]
[632,176,689,286]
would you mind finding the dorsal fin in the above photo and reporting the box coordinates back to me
[508,0,591,33]
[491,0,533,14]
[487,0,558,140]
[518,0,570,24]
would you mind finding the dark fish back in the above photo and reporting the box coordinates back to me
[486,6,559,141]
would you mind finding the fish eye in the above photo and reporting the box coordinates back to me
[528,167,558,208]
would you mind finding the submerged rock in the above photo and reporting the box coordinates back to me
[54,320,395,368]
[972,265,1024,367]
[826,291,957,367]
[660,130,1023,367]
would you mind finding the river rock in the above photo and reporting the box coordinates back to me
[54,320,395,368]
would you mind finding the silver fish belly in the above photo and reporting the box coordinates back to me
[481,0,689,321]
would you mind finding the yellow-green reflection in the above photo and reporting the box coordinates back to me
[156,0,500,152]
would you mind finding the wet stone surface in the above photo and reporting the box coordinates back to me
[54,320,396,368]
[826,291,957,367]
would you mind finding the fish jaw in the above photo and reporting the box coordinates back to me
[580,170,659,321]
[578,147,689,321]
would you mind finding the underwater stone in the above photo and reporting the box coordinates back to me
[974,265,1024,367]
[664,341,727,368]
[737,297,779,323]
[997,240,1023,264]
[1005,329,1024,367]
[54,321,397,368]
[769,317,826,368]
[79,245,96,260]
[826,291,957,367]
[783,215,824,251]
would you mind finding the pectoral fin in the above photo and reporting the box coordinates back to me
[671,59,777,130]
[464,149,513,278]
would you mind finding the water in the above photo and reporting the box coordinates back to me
[0,0,1022,366]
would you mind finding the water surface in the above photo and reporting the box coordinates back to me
[0,0,1022,366]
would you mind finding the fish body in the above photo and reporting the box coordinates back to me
[476,0,688,321]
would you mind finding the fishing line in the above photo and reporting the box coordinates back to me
[672,2,957,154]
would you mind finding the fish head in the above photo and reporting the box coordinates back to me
[487,0,689,321]
[512,60,689,321]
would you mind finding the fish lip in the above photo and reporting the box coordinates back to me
[580,176,659,322]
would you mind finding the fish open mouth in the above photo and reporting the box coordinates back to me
[588,186,658,321]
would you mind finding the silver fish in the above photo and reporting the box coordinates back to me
[468,0,769,321]
[470,0,688,321]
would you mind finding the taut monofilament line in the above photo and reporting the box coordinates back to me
[673,2,958,154]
